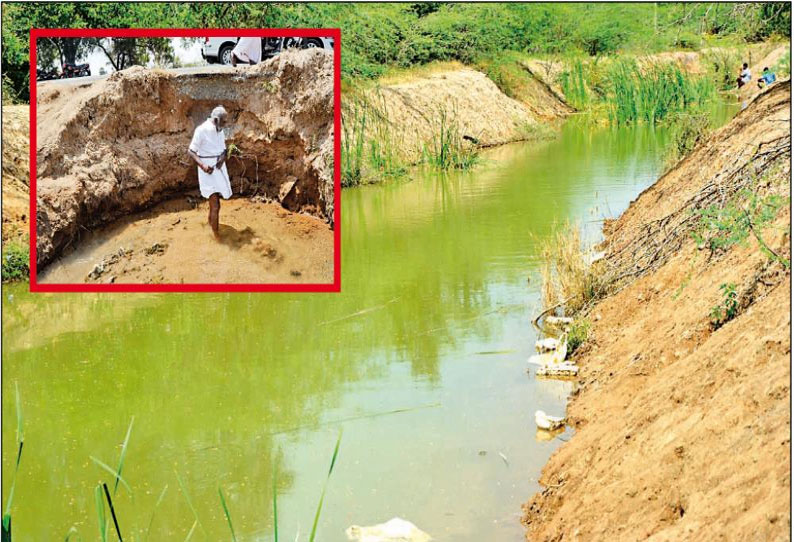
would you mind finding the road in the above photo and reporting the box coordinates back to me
[37,65,237,87]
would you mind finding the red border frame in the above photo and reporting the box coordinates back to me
[29,28,341,293]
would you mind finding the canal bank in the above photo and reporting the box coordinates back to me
[523,81,791,540]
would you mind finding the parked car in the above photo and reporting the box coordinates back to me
[202,37,334,65]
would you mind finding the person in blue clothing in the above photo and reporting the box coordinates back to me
[757,67,777,89]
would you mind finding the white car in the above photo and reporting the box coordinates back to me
[202,37,335,65]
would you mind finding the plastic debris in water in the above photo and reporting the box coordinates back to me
[346,517,432,542]
[536,362,579,377]
[546,315,574,326]
[535,410,565,431]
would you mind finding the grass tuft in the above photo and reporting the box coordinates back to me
[309,431,343,542]
[218,487,237,542]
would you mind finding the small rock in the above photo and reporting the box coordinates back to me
[88,262,105,280]
[145,242,169,255]
[106,276,116,284]
[290,270,302,277]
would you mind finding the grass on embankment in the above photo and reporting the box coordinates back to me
[1,240,29,283]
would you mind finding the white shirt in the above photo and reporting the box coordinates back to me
[189,119,231,199]
[232,37,262,64]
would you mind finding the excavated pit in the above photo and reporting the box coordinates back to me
[35,48,334,272]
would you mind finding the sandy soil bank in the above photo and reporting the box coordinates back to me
[523,81,791,540]
[2,105,29,244]
[38,195,333,284]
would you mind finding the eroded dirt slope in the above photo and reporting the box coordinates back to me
[2,105,30,243]
[523,81,791,540]
[35,48,334,269]
[361,67,568,162]
[38,196,333,285]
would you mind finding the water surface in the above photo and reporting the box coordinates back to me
[4,121,673,540]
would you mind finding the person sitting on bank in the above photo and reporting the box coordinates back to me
[757,67,777,89]
[188,106,232,240]
[231,37,262,67]
[736,63,752,88]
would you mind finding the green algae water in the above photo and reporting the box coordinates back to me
[3,122,682,540]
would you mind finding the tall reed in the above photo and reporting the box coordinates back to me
[607,59,715,125]
[560,59,590,110]
[422,106,479,170]
[2,383,23,542]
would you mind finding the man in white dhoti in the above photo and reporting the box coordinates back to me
[231,37,262,66]
[188,106,231,240]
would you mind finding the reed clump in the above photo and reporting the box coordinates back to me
[421,106,480,170]
[607,59,715,125]
[342,89,408,187]
[537,222,612,315]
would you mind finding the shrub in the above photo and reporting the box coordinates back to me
[567,318,591,353]
[665,109,711,167]
[1,242,29,282]
[537,222,611,315]
[710,282,738,328]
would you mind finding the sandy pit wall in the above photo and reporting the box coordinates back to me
[35,48,334,269]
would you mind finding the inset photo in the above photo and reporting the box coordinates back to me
[31,29,340,292]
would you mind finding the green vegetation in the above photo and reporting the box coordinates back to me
[2,407,342,541]
[606,60,715,124]
[710,282,739,328]
[218,487,237,542]
[566,318,591,354]
[538,222,611,315]
[341,90,408,187]
[559,59,590,111]
[3,3,790,100]
[1,242,29,283]
[693,189,789,268]
[2,383,23,542]
[666,109,712,167]
[421,107,480,171]
[309,431,342,542]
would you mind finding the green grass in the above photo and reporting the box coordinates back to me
[145,485,169,541]
[1,242,29,283]
[95,485,107,542]
[175,469,205,540]
[607,59,715,125]
[421,106,480,171]
[2,383,24,542]
[342,91,408,187]
[566,318,591,354]
[560,59,591,110]
[218,487,237,542]
[309,431,343,542]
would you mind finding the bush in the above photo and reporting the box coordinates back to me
[1,242,29,282]
[567,318,591,353]
[710,283,738,328]
[665,109,712,167]
[537,222,611,315]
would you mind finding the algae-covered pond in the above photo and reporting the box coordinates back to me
[4,121,679,540]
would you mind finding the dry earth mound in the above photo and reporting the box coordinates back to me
[35,48,334,268]
[362,68,557,163]
[523,81,791,540]
[2,105,29,243]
